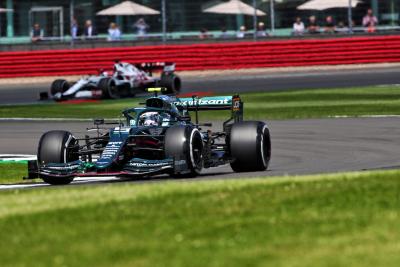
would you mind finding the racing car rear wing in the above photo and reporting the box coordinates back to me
[144,88,243,125]
[135,62,175,74]
[173,95,244,123]
[173,96,238,110]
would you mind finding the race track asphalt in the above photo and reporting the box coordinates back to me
[1,66,400,105]
[1,117,399,189]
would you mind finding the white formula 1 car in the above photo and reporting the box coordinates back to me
[46,61,181,101]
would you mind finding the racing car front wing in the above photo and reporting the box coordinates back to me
[29,157,189,180]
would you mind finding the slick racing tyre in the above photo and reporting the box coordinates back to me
[229,121,271,172]
[165,126,203,177]
[99,78,120,99]
[160,73,182,94]
[50,79,70,97]
[38,130,79,185]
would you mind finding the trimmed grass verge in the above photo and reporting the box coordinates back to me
[1,86,400,120]
[1,170,400,266]
[0,162,31,184]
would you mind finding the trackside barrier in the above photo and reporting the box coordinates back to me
[1,35,400,78]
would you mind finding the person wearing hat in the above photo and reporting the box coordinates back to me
[256,22,268,37]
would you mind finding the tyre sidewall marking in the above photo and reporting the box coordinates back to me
[63,134,74,163]
[189,128,202,172]
[260,124,267,168]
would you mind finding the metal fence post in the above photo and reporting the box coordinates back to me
[70,0,74,47]
[348,0,353,33]
[6,0,14,37]
[270,0,275,34]
[253,0,257,40]
[162,0,166,44]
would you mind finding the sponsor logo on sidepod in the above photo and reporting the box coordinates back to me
[129,162,170,168]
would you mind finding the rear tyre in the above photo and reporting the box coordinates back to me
[50,79,70,97]
[38,130,79,185]
[165,126,203,177]
[99,78,120,99]
[229,121,271,172]
[160,73,181,94]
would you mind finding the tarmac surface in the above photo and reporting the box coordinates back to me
[1,117,400,189]
[1,65,400,105]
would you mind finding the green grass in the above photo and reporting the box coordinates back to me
[0,162,31,184]
[1,170,400,267]
[2,86,400,120]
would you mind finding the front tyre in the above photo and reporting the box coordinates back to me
[229,121,271,172]
[99,78,120,99]
[50,79,70,97]
[38,130,79,185]
[165,126,203,177]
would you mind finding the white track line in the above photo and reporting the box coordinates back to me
[0,154,37,161]
[329,115,400,118]
[0,118,97,122]
[0,183,48,190]
[0,177,120,190]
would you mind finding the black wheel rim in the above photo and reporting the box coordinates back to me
[108,83,119,98]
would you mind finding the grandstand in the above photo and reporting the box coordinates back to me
[0,0,397,52]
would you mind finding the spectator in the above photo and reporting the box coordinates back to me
[84,20,97,38]
[133,18,149,37]
[293,17,305,36]
[71,18,79,40]
[199,28,209,39]
[31,23,43,42]
[335,21,349,34]
[307,16,320,34]
[220,27,230,39]
[324,16,336,34]
[108,23,121,41]
[237,26,246,38]
[363,8,378,33]
[256,22,268,37]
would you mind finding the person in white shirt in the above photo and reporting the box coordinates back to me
[133,18,149,38]
[293,17,305,36]
[108,22,121,41]
[84,20,97,38]
[237,26,246,38]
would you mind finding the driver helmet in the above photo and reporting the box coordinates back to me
[140,112,160,126]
